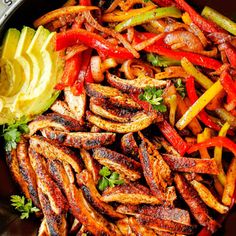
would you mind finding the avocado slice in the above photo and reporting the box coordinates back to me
[15,26,35,94]
[0,28,23,97]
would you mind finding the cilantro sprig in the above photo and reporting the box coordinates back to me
[10,195,40,219]
[1,119,29,151]
[98,167,124,191]
[139,86,167,112]
[175,78,186,98]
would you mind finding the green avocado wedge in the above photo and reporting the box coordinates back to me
[0,26,64,125]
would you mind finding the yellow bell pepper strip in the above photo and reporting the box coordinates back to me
[115,7,182,32]
[182,12,192,25]
[166,94,177,126]
[214,122,230,186]
[191,180,229,214]
[181,57,213,90]
[33,6,98,28]
[215,108,236,127]
[197,128,212,159]
[202,6,236,36]
[102,5,156,22]
[176,80,223,131]
[176,94,202,135]
[222,157,236,206]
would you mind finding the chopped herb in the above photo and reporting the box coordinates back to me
[1,118,29,151]
[10,195,39,219]
[147,53,180,67]
[139,86,167,112]
[175,78,186,98]
[143,0,150,2]
[98,166,124,191]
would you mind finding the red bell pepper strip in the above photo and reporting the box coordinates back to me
[188,136,236,156]
[80,0,91,6]
[71,49,93,95]
[150,0,174,7]
[55,53,82,90]
[224,43,236,68]
[220,70,236,102]
[157,120,189,156]
[130,93,152,112]
[133,32,222,70]
[56,29,134,60]
[186,76,222,131]
[174,0,224,33]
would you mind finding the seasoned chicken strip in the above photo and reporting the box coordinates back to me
[85,83,141,110]
[38,188,67,236]
[64,87,86,122]
[17,138,40,209]
[51,100,77,120]
[174,173,220,233]
[29,148,68,215]
[77,170,125,220]
[101,183,162,205]
[162,154,219,174]
[93,147,142,181]
[107,72,167,93]
[87,111,157,133]
[116,218,135,236]
[28,113,84,135]
[29,136,83,173]
[41,128,116,149]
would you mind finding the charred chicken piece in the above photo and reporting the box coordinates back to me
[41,128,116,150]
[28,113,84,135]
[29,136,83,173]
[93,147,142,181]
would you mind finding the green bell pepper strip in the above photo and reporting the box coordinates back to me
[202,6,236,36]
[115,7,182,32]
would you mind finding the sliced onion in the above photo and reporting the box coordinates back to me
[105,0,121,13]
[91,56,104,83]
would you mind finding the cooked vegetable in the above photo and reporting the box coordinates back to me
[10,195,40,219]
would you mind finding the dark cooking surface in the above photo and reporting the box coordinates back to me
[0,0,236,235]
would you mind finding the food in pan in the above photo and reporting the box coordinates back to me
[1,0,236,235]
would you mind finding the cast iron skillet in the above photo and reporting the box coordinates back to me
[0,0,236,235]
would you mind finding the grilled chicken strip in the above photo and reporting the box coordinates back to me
[93,147,142,181]
[101,183,161,205]
[87,110,157,133]
[51,100,77,120]
[29,148,68,215]
[116,218,134,236]
[85,83,141,110]
[64,87,86,122]
[28,113,84,135]
[38,218,49,236]
[38,188,67,236]
[128,217,157,236]
[120,133,139,161]
[41,128,116,150]
[16,138,40,209]
[77,170,124,220]
[107,72,167,93]
[80,149,101,184]
[139,134,172,201]
[5,149,31,201]
[162,154,219,174]
[174,173,220,233]
[136,214,196,235]
[116,204,191,225]
[30,136,83,173]
[90,97,135,123]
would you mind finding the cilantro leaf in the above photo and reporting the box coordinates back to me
[98,167,124,191]
[10,195,40,219]
[1,119,29,151]
[175,78,186,98]
[139,86,167,112]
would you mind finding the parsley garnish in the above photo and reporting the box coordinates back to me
[98,167,124,191]
[147,53,180,67]
[1,118,29,151]
[10,195,40,219]
[139,86,167,112]
[175,78,186,98]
